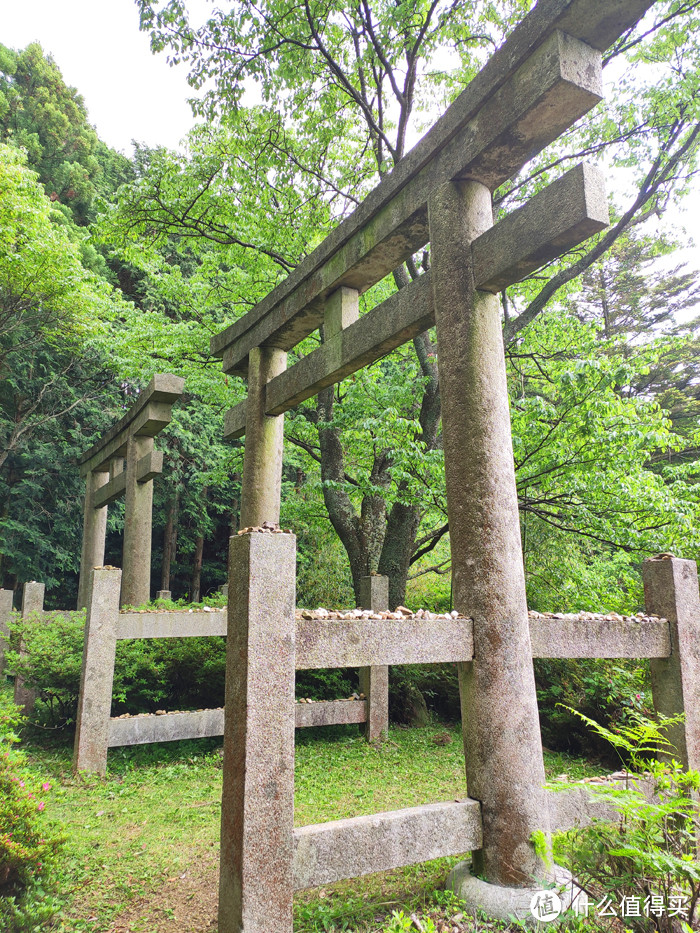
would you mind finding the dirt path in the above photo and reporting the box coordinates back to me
[107,849,218,933]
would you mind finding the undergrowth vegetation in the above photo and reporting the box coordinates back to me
[0,692,64,931]
[4,607,654,761]
[551,713,700,933]
[0,694,600,932]
[1,680,698,932]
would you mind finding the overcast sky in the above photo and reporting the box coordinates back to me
[3,0,202,153]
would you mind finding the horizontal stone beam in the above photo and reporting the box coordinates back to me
[224,164,608,438]
[80,374,184,476]
[224,403,247,442]
[107,699,368,747]
[84,401,176,477]
[117,609,227,640]
[136,449,164,484]
[115,610,670,659]
[92,471,126,509]
[223,274,434,438]
[211,0,653,374]
[295,619,474,670]
[472,162,609,292]
[92,451,165,508]
[219,30,604,375]
[530,618,671,658]
[293,799,482,890]
[108,708,225,747]
[547,785,618,831]
[295,698,366,729]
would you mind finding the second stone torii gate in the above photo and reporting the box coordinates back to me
[77,374,184,609]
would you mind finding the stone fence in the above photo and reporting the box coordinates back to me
[217,531,699,932]
[72,570,390,774]
[0,582,46,712]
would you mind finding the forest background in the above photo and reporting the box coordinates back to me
[1,0,700,627]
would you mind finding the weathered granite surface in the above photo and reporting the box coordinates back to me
[73,568,121,775]
[219,531,296,933]
[644,556,700,772]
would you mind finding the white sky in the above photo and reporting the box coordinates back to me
[2,0,203,153]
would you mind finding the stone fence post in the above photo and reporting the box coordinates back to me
[219,531,296,933]
[643,556,700,773]
[13,582,45,712]
[0,589,13,677]
[359,575,389,741]
[73,567,122,775]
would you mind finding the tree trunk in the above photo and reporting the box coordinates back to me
[317,386,389,602]
[190,487,208,603]
[377,501,421,609]
[377,328,441,607]
[160,491,180,592]
[191,533,205,603]
[0,495,8,586]
[229,472,241,535]
[315,284,442,606]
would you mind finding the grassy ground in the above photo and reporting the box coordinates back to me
[8,705,604,932]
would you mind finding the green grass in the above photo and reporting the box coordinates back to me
[5,699,605,932]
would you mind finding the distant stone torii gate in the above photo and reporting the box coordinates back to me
[210,1,657,929]
[77,374,184,609]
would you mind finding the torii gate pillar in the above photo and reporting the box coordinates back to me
[77,469,109,610]
[239,348,287,528]
[429,179,549,886]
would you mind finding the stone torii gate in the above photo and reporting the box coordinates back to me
[77,374,184,609]
[210,0,657,928]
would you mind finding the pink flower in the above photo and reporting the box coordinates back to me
[41,783,50,791]
[18,781,24,788]
[37,802,45,811]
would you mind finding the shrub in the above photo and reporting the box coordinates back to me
[0,691,64,930]
[535,657,650,758]
[5,611,85,722]
[295,667,356,702]
[6,611,356,718]
[390,664,460,724]
[552,712,699,932]
[5,612,230,720]
[0,762,59,890]
[405,572,452,613]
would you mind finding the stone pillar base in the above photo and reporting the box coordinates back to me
[446,862,582,926]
